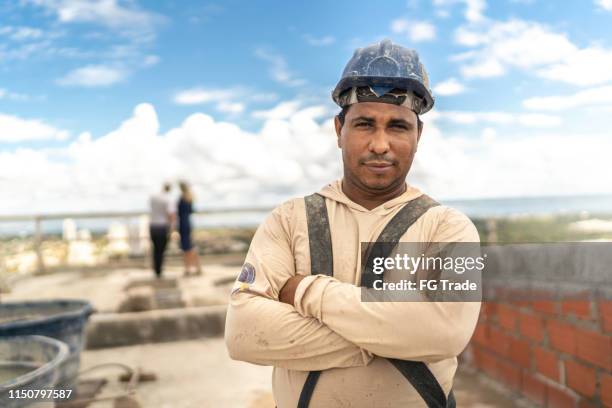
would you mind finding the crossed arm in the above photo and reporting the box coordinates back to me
[225,204,481,369]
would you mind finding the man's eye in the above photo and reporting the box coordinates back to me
[391,124,408,130]
[356,122,372,127]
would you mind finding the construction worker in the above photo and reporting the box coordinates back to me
[225,39,481,407]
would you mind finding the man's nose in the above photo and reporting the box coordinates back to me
[368,127,391,155]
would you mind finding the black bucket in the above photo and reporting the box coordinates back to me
[0,300,94,392]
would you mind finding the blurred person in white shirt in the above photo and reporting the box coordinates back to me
[149,183,175,278]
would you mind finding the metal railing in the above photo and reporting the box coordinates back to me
[0,207,273,275]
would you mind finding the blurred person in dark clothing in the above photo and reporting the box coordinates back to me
[178,181,202,276]
[149,183,175,278]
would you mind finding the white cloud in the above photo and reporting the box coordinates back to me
[56,65,126,87]
[432,0,487,23]
[523,85,612,111]
[250,93,279,103]
[413,125,612,199]
[173,87,278,115]
[433,78,467,96]
[252,101,302,120]
[517,114,562,128]
[595,0,612,11]
[27,0,160,34]
[142,55,160,67]
[5,2,162,89]
[302,34,335,46]
[254,48,306,87]
[461,58,505,78]
[433,110,562,128]
[391,19,436,42]
[0,88,32,101]
[0,26,44,41]
[217,101,245,114]
[0,103,341,214]
[454,19,612,85]
[2,102,610,215]
[0,113,69,142]
[173,88,235,105]
[537,48,612,86]
[464,0,486,22]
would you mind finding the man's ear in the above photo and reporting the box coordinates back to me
[334,116,343,148]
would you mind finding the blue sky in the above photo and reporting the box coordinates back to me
[1,0,612,214]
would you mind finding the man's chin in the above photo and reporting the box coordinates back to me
[359,176,397,191]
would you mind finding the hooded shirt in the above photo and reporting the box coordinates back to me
[225,180,481,407]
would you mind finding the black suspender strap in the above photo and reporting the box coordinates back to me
[388,359,454,408]
[297,371,322,408]
[361,194,440,289]
[304,193,334,277]
[297,194,333,408]
[300,192,456,408]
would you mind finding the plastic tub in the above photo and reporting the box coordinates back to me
[0,300,94,391]
[0,335,69,408]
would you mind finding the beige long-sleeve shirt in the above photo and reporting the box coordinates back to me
[225,180,481,407]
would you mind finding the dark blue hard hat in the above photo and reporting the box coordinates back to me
[332,39,434,114]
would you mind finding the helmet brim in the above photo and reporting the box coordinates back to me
[332,76,434,114]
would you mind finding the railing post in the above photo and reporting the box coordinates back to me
[34,216,45,274]
[486,218,498,243]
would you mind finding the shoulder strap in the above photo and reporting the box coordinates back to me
[361,194,439,288]
[304,193,333,276]
[388,359,455,408]
[299,192,454,408]
[298,194,332,407]
[297,371,321,408]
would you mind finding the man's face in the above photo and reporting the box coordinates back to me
[335,102,422,192]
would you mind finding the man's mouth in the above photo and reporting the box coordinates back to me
[362,161,394,173]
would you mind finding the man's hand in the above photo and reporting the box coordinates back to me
[279,275,306,305]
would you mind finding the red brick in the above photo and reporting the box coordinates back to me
[497,359,521,391]
[522,372,547,406]
[533,300,557,315]
[488,327,512,356]
[511,290,531,308]
[547,385,577,408]
[475,348,498,377]
[509,338,531,368]
[562,300,593,320]
[498,304,519,331]
[565,360,596,398]
[578,400,597,408]
[575,328,612,370]
[535,347,560,381]
[472,323,489,346]
[599,300,612,333]
[521,312,545,342]
[548,319,577,354]
[483,301,497,316]
[601,373,612,408]
[482,354,498,378]
[480,301,496,321]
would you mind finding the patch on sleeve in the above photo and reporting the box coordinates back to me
[238,262,256,283]
[232,262,256,294]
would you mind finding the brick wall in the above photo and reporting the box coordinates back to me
[464,297,612,407]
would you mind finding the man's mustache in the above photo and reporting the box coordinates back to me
[359,154,397,165]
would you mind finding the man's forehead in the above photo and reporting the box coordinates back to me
[347,102,418,122]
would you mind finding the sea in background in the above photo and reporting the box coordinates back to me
[1,194,612,238]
